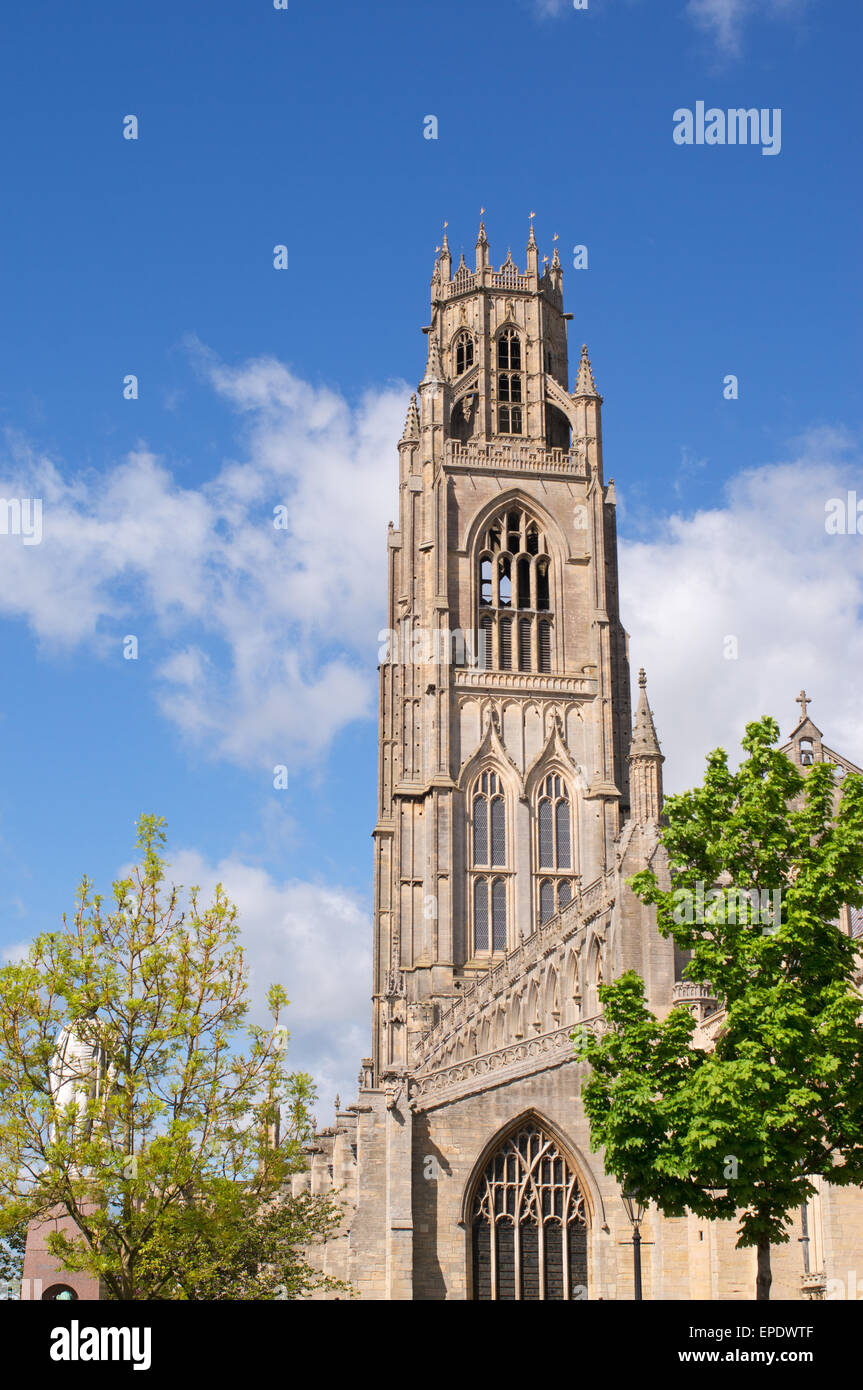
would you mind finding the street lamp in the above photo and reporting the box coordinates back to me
[622,1189,645,1301]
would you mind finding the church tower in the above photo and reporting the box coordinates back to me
[290,225,863,1303]
[373,219,632,1086]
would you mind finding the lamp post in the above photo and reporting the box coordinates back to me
[622,1189,645,1301]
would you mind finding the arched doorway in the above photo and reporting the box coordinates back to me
[469,1119,588,1300]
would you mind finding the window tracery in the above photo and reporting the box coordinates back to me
[476,507,553,672]
[454,331,475,377]
[471,1121,588,1300]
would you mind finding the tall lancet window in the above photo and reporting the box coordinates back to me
[536,774,574,926]
[496,329,523,435]
[476,508,554,673]
[471,771,508,955]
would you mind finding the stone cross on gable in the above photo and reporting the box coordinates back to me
[796,689,811,720]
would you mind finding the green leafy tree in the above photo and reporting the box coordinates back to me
[575,717,863,1300]
[0,1220,26,1300]
[0,814,345,1300]
[133,1189,343,1300]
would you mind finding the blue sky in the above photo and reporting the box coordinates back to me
[1,0,861,1114]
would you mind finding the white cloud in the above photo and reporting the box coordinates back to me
[0,359,407,769]
[686,0,808,55]
[167,848,372,1121]
[1,939,32,965]
[534,0,809,55]
[620,426,863,792]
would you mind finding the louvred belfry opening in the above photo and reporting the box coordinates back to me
[470,1122,588,1300]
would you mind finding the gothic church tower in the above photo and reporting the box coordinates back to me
[302,222,680,1301]
[374,220,633,1085]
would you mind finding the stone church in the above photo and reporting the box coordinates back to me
[22,219,863,1303]
[296,220,863,1301]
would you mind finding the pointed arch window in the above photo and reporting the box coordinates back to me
[473,771,505,865]
[535,775,574,928]
[539,879,572,924]
[497,330,522,370]
[475,507,553,674]
[496,330,523,435]
[538,775,571,867]
[454,331,475,377]
[470,1121,588,1300]
[539,798,554,868]
[556,800,571,869]
[490,795,506,866]
[471,772,509,955]
[473,795,489,866]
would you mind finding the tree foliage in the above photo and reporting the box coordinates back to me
[575,717,863,1298]
[0,814,345,1300]
[0,1220,26,1299]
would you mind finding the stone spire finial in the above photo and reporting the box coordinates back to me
[796,688,811,720]
[422,333,443,385]
[526,215,538,273]
[400,393,420,443]
[475,212,489,271]
[574,344,598,397]
[628,668,664,824]
[630,669,662,759]
[439,222,451,281]
[548,235,562,291]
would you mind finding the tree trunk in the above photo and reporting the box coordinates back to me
[756,1237,772,1300]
